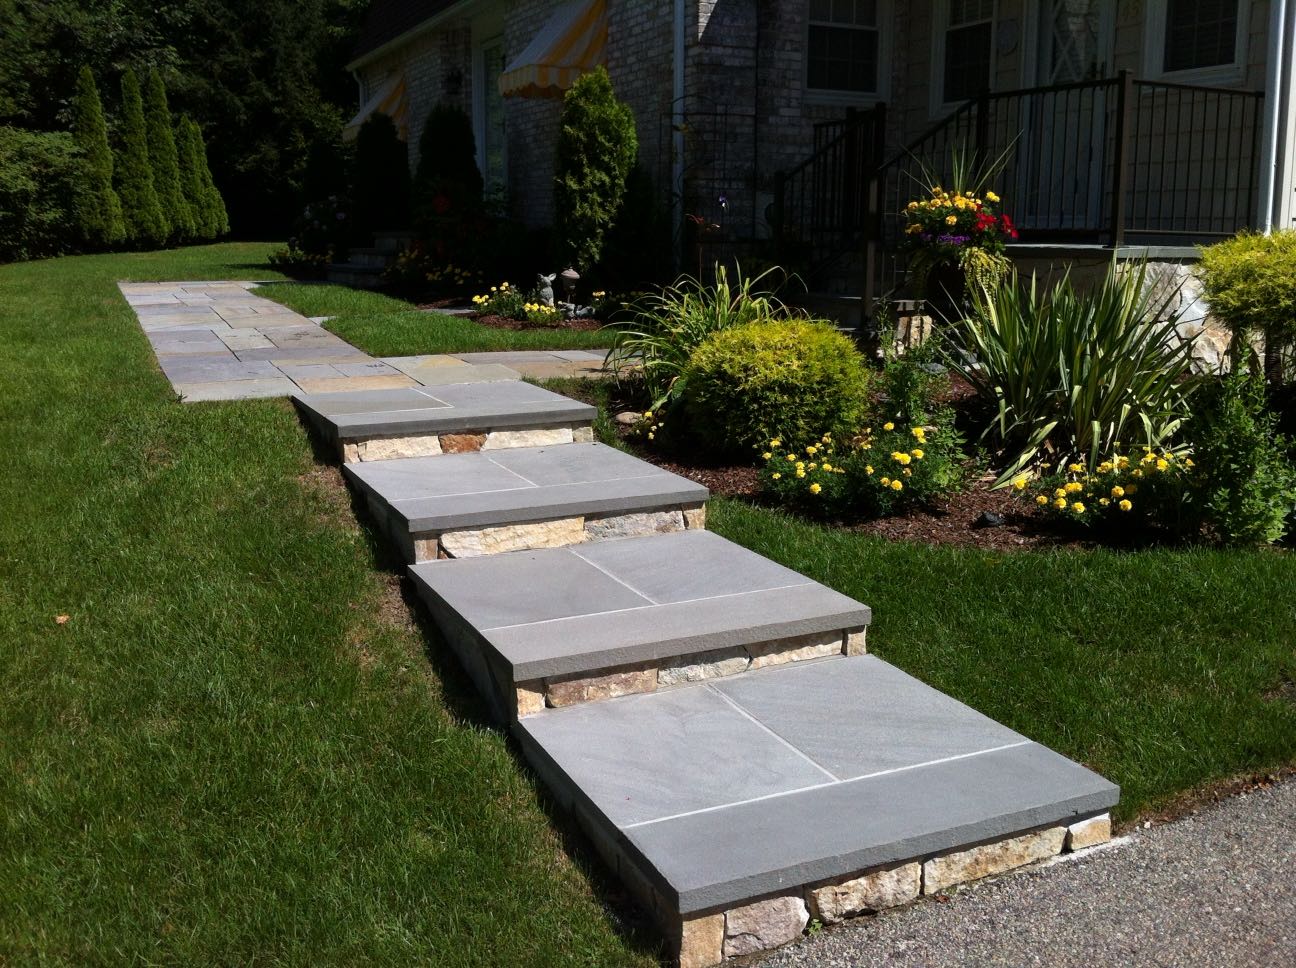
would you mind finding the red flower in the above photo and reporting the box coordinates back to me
[1000,213,1019,239]
[975,211,997,233]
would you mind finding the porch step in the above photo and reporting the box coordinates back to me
[407,529,871,722]
[292,382,596,462]
[373,229,418,253]
[344,442,709,563]
[518,655,1118,948]
[325,262,386,288]
[346,247,393,269]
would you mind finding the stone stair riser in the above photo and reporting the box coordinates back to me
[341,423,593,462]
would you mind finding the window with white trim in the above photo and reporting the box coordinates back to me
[941,0,995,103]
[807,0,881,95]
[1162,0,1239,73]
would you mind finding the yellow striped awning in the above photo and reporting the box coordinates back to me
[343,74,409,141]
[500,0,607,98]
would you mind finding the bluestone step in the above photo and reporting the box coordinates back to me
[516,655,1119,946]
[344,442,709,562]
[292,381,596,461]
[408,530,871,720]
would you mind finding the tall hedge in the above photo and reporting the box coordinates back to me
[411,103,482,230]
[352,112,410,236]
[185,116,228,238]
[176,116,209,240]
[144,68,194,241]
[554,66,637,271]
[115,69,166,246]
[70,66,124,248]
[0,127,82,262]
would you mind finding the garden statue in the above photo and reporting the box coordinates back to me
[536,272,556,307]
[560,267,580,300]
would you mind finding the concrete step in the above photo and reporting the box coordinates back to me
[373,230,418,253]
[344,442,709,563]
[518,654,1119,965]
[346,247,393,269]
[407,529,871,722]
[292,381,596,463]
[326,263,386,288]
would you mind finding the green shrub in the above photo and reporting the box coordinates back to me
[606,264,792,409]
[1196,230,1296,385]
[554,66,637,271]
[760,417,964,519]
[143,69,194,241]
[1186,371,1296,544]
[177,117,227,239]
[70,67,124,248]
[412,103,482,229]
[953,262,1196,483]
[0,127,82,262]
[469,279,526,318]
[681,319,871,455]
[352,112,410,236]
[114,69,166,246]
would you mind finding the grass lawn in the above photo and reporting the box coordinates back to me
[0,244,653,965]
[547,379,1296,823]
[260,282,612,356]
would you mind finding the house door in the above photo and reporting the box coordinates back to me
[1017,1,1117,232]
[477,37,508,203]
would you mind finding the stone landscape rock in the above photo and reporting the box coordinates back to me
[807,862,922,923]
[483,427,575,449]
[723,895,809,958]
[658,649,751,686]
[1066,813,1112,851]
[585,509,685,540]
[438,517,586,557]
[923,826,1067,894]
[747,631,844,669]
[439,432,487,453]
[676,913,725,968]
[545,665,657,706]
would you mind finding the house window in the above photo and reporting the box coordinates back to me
[807,0,881,94]
[1162,0,1238,73]
[941,0,995,103]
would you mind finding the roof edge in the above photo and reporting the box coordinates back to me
[346,0,481,73]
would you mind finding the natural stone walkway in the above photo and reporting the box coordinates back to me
[120,281,608,400]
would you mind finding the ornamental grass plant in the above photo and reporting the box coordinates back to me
[952,261,1197,484]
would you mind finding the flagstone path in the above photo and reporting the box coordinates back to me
[120,280,1122,967]
[120,281,608,401]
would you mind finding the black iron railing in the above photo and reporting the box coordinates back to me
[775,73,1264,312]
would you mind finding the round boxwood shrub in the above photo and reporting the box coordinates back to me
[680,318,872,456]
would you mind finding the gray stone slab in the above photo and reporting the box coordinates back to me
[344,443,706,536]
[408,531,870,681]
[174,378,298,401]
[133,303,219,316]
[294,380,594,439]
[519,686,834,827]
[713,657,1026,780]
[453,351,567,364]
[223,312,310,329]
[550,350,610,361]
[332,361,402,377]
[159,358,283,383]
[516,656,1120,913]
[235,347,369,364]
[408,363,521,386]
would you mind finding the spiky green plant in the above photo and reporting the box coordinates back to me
[604,264,797,409]
[114,69,166,246]
[143,69,194,241]
[70,67,124,248]
[952,261,1198,482]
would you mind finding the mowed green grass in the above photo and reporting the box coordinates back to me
[707,498,1296,821]
[0,244,653,966]
[261,282,611,356]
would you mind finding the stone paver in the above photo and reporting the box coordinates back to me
[120,282,611,400]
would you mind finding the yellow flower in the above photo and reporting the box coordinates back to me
[1111,485,1125,498]
[1036,494,1048,505]
[762,452,772,460]
[945,215,958,225]
[771,472,781,480]
[892,451,911,465]
[986,191,999,203]
[865,465,874,475]
[647,432,655,440]
[807,463,817,471]
[1072,502,1086,513]
[593,290,606,298]
[770,439,781,448]
[1097,461,1113,474]
[806,445,818,455]
[1117,456,1130,469]
[644,411,654,419]
[1068,463,1084,473]
[1156,458,1169,471]
[1132,469,1144,478]
[880,476,891,486]
[1185,457,1195,468]
[490,286,498,292]
[821,462,833,472]
[1011,476,1027,490]
[809,483,822,495]
[1055,487,1067,498]
[1118,499,1133,511]
[883,422,895,431]
[785,454,795,462]
[912,448,925,460]
[890,479,904,491]
[796,469,806,478]
[912,427,925,440]
[906,200,919,211]
[1100,498,1111,506]
[1065,482,1083,494]
[1053,497,1067,510]
[906,223,923,235]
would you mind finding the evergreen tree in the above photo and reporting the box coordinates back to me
[352,112,410,236]
[411,103,482,230]
[191,118,228,237]
[114,68,166,245]
[175,116,210,239]
[144,68,194,240]
[69,66,124,247]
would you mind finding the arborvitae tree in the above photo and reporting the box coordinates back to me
[192,120,229,237]
[70,66,124,248]
[411,103,482,231]
[175,116,210,240]
[143,68,194,241]
[352,112,410,237]
[554,66,637,271]
[114,68,166,246]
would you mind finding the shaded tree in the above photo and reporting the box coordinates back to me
[352,112,409,236]
[70,66,124,247]
[144,68,194,240]
[114,68,166,245]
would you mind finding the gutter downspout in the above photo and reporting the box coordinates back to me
[1258,0,1289,232]
[672,0,686,271]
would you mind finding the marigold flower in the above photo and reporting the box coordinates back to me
[771,472,781,480]
[880,476,891,486]
[1068,463,1084,473]
[1065,482,1083,493]
[1053,497,1067,509]
[1111,485,1125,497]
[890,479,904,491]
[1156,458,1169,471]
[945,215,958,225]
[770,439,781,448]
[912,427,925,439]
[912,448,925,460]
[883,422,895,431]
[986,191,1000,203]
[1036,494,1048,505]
[865,465,874,475]
[809,483,822,495]
[1072,502,1086,513]
[762,452,772,460]
[796,469,806,478]
[1011,476,1027,490]
[1119,499,1133,511]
